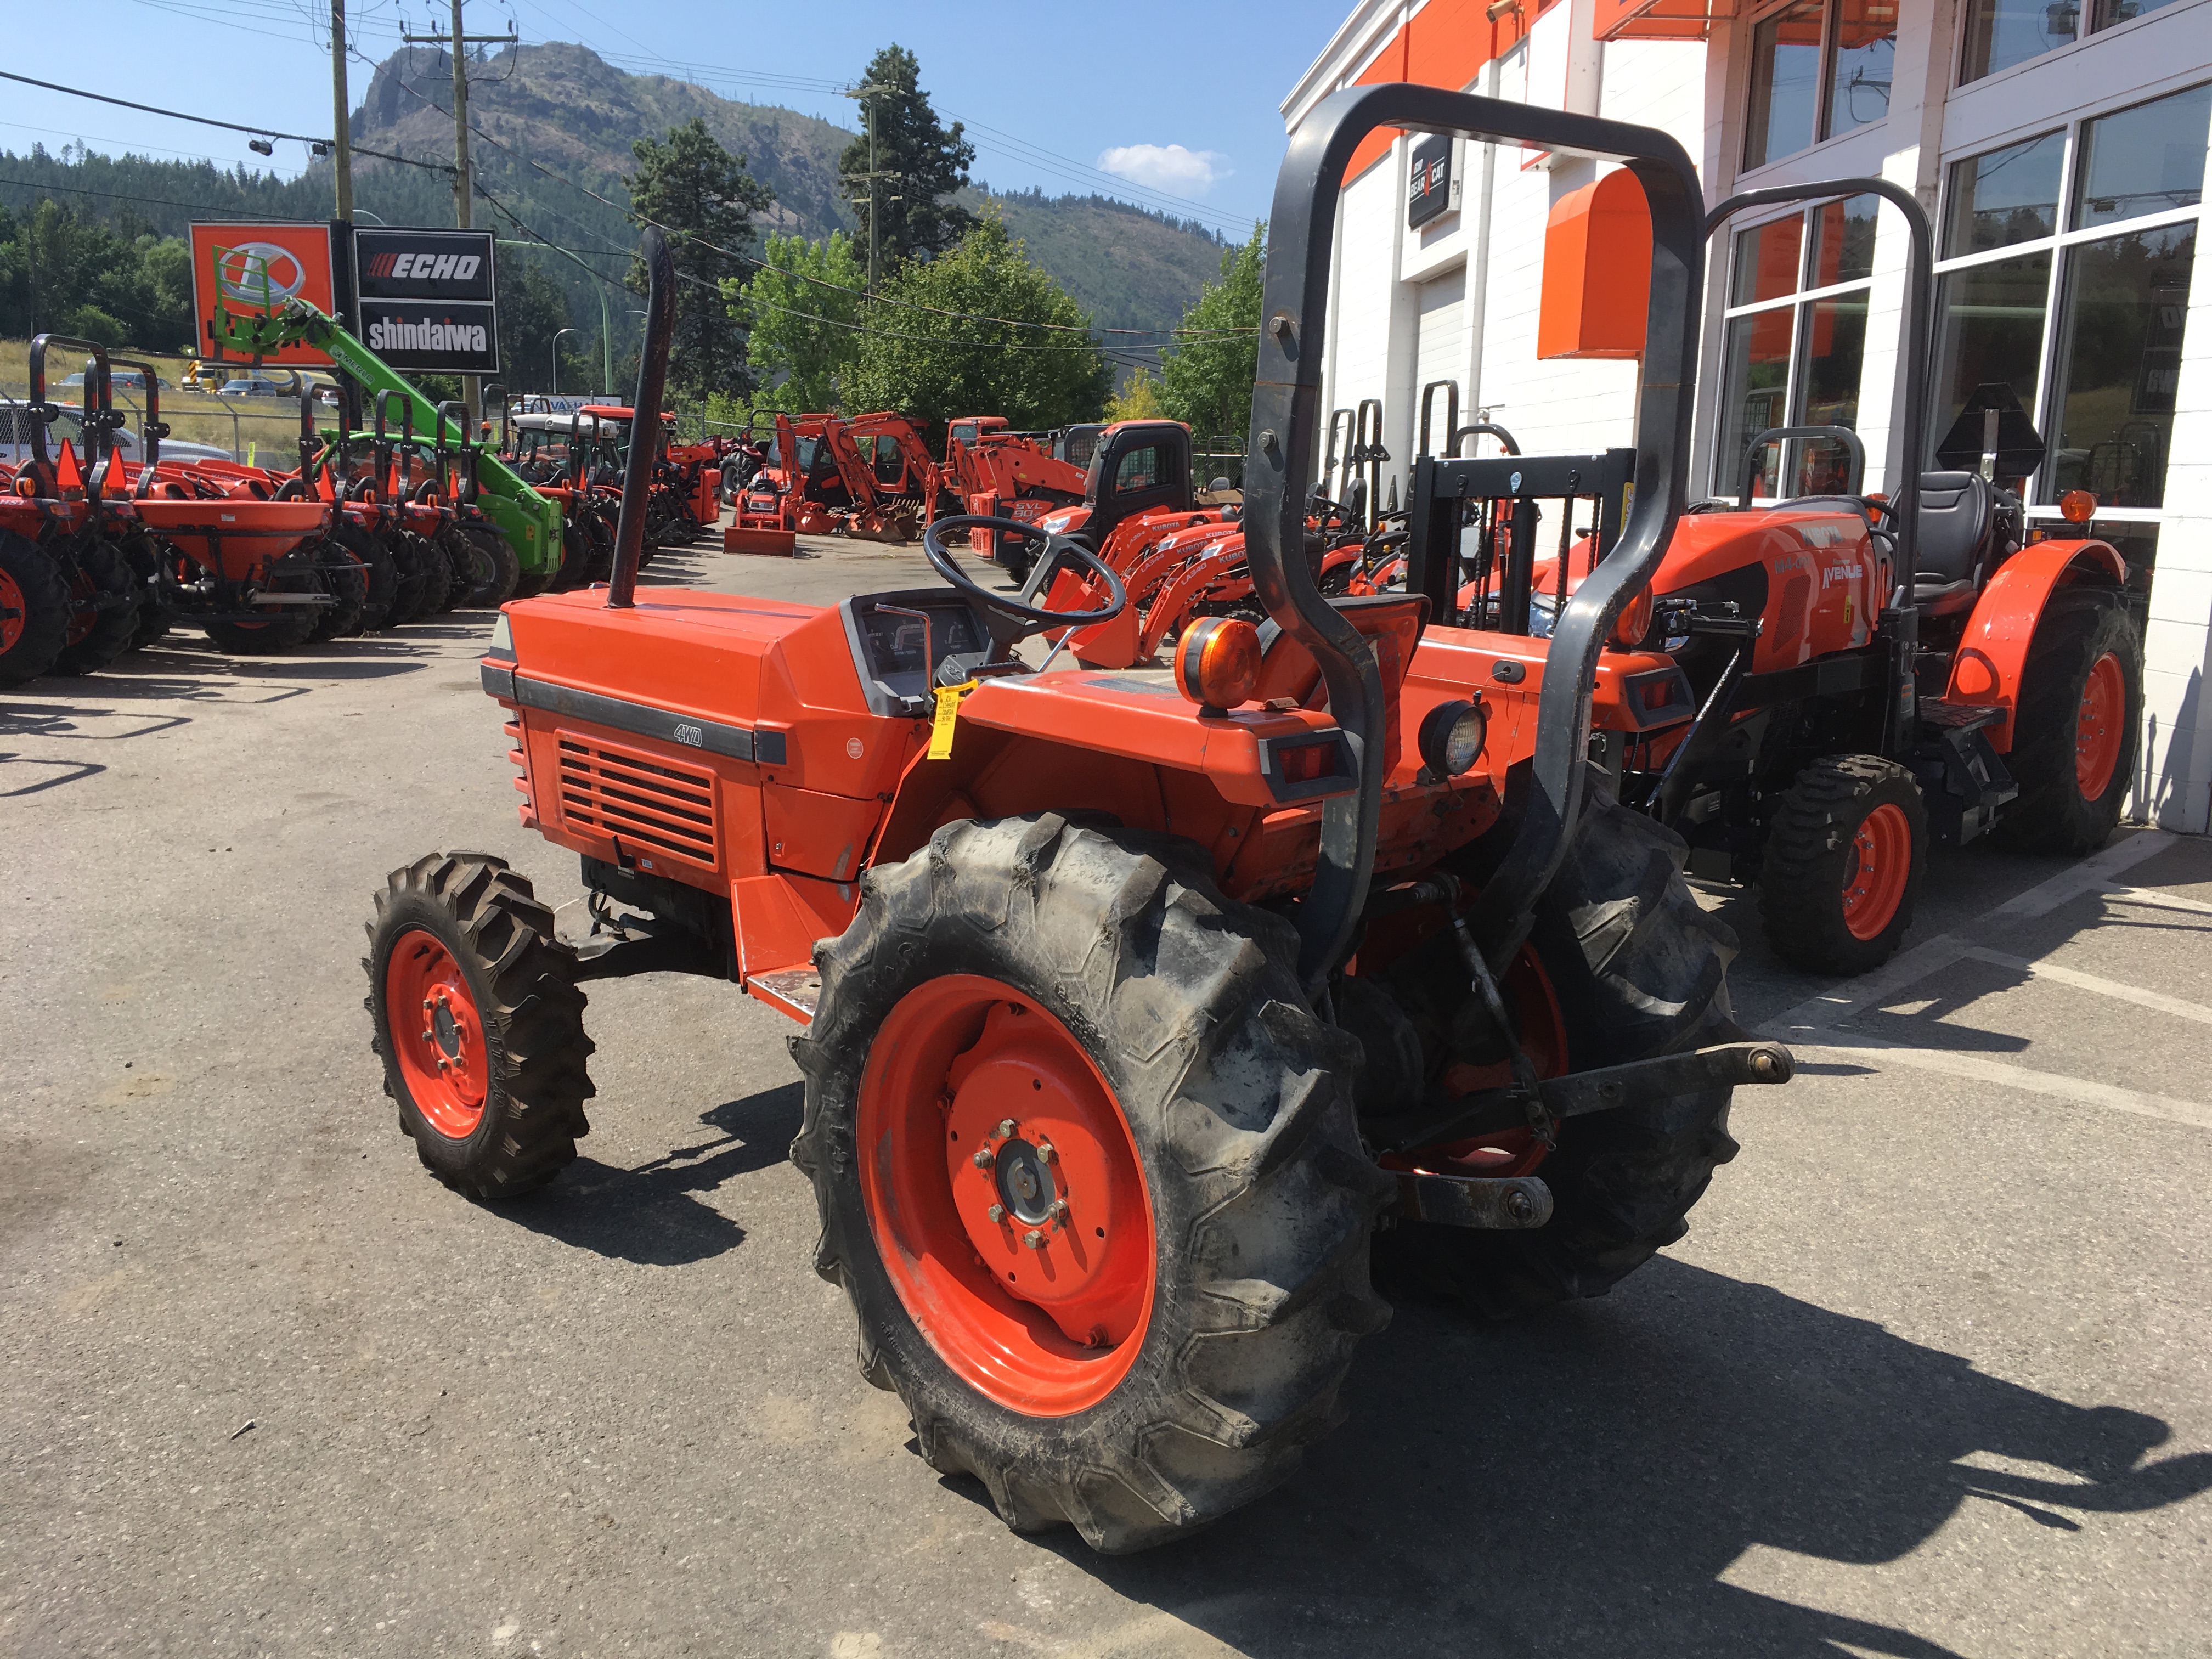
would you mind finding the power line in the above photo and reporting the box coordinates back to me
[0,69,450,173]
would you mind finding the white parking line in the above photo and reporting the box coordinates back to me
[1768,830,2176,1040]
[1956,945,2212,1026]
[1795,1031,2212,1132]
[1762,829,2212,1131]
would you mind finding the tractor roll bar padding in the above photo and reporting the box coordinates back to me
[1739,424,1866,504]
[1705,178,1932,751]
[607,224,675,611]
[1246,83,1706,987]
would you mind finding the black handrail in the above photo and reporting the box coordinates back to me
[1246,84,1705,984]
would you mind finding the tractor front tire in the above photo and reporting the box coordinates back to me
[1994,588,2142,855]
[459,527,521,607]
[365,853,594,1200]
[338,522,401,633]
[1380,779,1747,1314]
[0,532,71,685]
[1759,755,1927,975]
[792,814,1395,1553]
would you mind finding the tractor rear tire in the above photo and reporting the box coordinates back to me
[1758,755,1927,975]
[365,853,594,1200]
[459,526,520,607]
[0,531,70,686]
[415,533,455,616]
[338,522,400,633]
[1378,775,1746,1315]
[308,546,368,641]
[120,533,176,650]
[1994,588,2142,855]
[792,814,1395,1553]
[51,539,142,677]
[387,533,430,625]
[551,524,591,592]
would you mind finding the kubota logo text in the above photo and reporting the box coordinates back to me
[217,243,309,304]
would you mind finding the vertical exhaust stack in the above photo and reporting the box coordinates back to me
[607,225,675,611]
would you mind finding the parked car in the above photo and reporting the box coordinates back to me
[0,399,233,466]
[216,376,285,399]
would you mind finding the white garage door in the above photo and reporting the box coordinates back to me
[1415,268,1467,456]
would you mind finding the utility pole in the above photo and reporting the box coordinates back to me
[840,82,893,292]
[330,0,353,224]
[402,2,517,425]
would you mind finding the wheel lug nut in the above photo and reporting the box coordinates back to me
[987,1204,1005,1224]
[972,1147,995,1169]
[996,1119,1017,1139]
[421,998,433,1010]
[1047,1199,1068,1221]
[1036,1141,1056,1164]
[1023,1229,1044,1250]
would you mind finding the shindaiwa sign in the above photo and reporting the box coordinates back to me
[352,228,499,374]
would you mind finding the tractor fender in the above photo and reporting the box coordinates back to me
[1945,538,2128,751]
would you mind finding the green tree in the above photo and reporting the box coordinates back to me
[839,46,975,274]
[844,209,1108,435]
[1158,223,1264,446]
[626,117,775,399]
[1104,365,1164,422]
[496,253,578,395]
[729,229,866,413]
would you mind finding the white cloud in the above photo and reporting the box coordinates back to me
[1096,143,1232,196]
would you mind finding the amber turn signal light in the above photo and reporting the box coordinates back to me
[2059,489,2098,523]
[1174,617,1261,713]
[1610,585,1655,649]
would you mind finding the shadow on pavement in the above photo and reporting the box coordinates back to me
[1048,1259,2212,1658]
[0,754,106,795]
[505,1081,802,1266]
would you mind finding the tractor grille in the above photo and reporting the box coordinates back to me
[556,736,719,871]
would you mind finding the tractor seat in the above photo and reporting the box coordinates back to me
[1914,471,1992,585]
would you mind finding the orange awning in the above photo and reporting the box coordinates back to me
[1593,0,1739,42]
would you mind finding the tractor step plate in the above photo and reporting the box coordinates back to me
[747,965,821,1022]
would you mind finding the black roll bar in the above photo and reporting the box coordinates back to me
[1454,420,1520,457]
[607,225,674,611]
[1739,424,1866,504]
[1418,380,1459,459]
[109,356,169,498]
[1247,84,1705,985]
[26,334,120,499]
[1705,179,1932,749]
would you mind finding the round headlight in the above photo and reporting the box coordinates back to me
[1418,699,1487,777]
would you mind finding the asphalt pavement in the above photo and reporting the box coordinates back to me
[4,531,2208,1658]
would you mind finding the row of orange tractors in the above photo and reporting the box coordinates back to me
[502,401,725,583]
[1,336,525,688]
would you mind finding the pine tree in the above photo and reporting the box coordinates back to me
[1158,223,1265,447]
[838,46,975,274]
[627,118,775,399]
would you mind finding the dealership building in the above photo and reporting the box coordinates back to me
[1286,0,2212,827]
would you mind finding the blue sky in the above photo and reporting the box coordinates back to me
[7,0,1357,236]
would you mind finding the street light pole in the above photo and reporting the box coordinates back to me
[552,327,579,398]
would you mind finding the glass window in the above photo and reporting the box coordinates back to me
[1810,194,1880,285]
[1826,0,1897,137]
[1796,295,1870,489]
[1746,2,1824,169]
[1932,252,2052,446]
[1944,133,2066,256]
[1717,311,1797,495]
[1960,0,2078,82]
[1731,216,1805,304]
[2072,85,2212,229]
[2044,223,2195,507]
[1114,444,1164,493]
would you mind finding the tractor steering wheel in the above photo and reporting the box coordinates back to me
[921,515,1128,653]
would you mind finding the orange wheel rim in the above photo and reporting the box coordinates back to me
[0,568,22,653]
[855,975,1155,1417]
[1841,802,1912,940]
[384,928,489,1138]
[2075,652,2124,800]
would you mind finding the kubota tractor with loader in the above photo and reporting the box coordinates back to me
[365,92,1793,1553]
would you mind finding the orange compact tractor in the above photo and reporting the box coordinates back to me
[1515,180,2145,974]
[367,93,1793,1553]
[941,415,1091,574]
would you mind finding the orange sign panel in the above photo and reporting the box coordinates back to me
[188,221,340,366]
[1537,170,1652,361]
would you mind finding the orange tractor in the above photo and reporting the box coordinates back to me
[732,410,940,545]
[1473,178,2145,974]
[366,94,1793,1552]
